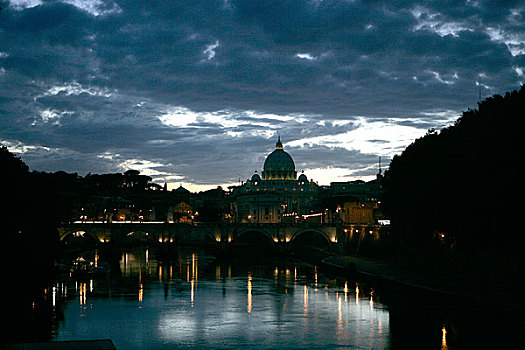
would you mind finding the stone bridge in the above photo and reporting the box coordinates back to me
[58,221,341,249]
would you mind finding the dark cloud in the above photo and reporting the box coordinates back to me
[0,0,523,187]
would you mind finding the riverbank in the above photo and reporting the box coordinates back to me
[323,254,524,310]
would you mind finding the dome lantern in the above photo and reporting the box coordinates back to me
[275,135,283,150]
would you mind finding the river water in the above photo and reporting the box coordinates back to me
[15,247,523,349]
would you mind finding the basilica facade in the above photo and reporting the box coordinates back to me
[231,137,321,223]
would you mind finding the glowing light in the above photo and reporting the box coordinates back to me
[285,268,291,282]
[441,326,448,349]
[247,275,252,314]
[79,282,87,305]
[139,283,144,302]
[192,254,196,280]
[302,213,323,219]
[190,279,194,307]
[337,295,343,331]
[356,285,359,306]
[304,285,309,313]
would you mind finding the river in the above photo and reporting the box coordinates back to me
[10,247,523,349]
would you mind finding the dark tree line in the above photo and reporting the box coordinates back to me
[1,147,62,306]
[383,85,524,278]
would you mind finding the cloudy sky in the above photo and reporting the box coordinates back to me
[1,0,523,191]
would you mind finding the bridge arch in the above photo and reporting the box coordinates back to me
[60,229,101,246]
[232,229,276,247]
[120,230,152,244]
[289,229,333,252]
[199,227,221,243]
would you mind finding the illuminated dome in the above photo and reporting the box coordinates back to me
[262,136,297,180]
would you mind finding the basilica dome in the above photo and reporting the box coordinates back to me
[262,137,297,180]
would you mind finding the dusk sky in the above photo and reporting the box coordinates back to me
[1,0,523,191]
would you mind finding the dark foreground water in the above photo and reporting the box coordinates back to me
[7,247,524,349]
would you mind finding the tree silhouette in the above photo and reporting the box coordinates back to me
[383,85,524,277]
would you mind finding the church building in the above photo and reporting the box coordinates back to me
[231,137,320,223]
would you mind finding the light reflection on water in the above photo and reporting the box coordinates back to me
[54,248,390,349]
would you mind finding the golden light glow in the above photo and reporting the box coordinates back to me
[192,254,196,279]
[79,282,87,305]
[355,285,359,306]
[441,326,448,349]
[337,295,343,331]
[139,283,144,302]
[303,285,309,313]
[190,253,197,307]
[190,279,194,307]
[247,274,252,314]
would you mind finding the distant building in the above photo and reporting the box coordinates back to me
[172,200,193,223]
[231,137,321,223]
